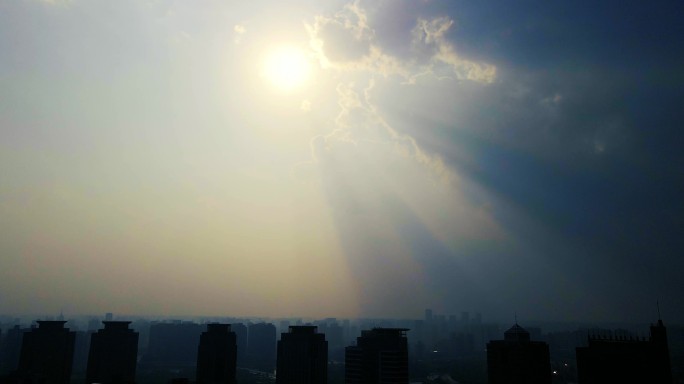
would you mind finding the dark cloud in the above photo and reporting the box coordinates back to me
[314,0,684,321]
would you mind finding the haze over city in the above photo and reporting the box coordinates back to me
[1,0,683,323]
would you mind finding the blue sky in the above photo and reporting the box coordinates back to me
[1,0,682,322]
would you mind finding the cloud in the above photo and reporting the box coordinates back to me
[307,1,373,65]
[311,80,450,185]
[413,17,497,83]
[307,1,496,84]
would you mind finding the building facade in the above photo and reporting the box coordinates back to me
[345,328,409,384]
[486,323,551,384]
[196,324,237,384]
[576,319,672,383]
[86,321,139,384]
[276,326,327,384]
[18,321,76,384]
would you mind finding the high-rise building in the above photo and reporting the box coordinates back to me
[231,323,248,364]
[486,323,551,384]
[247,323,276,371]
[0,325,26,374]
[276,326,327,384]
[18,320,76,384]
[196,324,237,384]
[576,319,672,383]
[345,328,409,384]
[86,321,139,384]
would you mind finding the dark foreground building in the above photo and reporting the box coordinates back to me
[86,321,139,384]
[276,326,327,384]
[345,328,409,384]
[486,323,551,384]
[18,321,76,384]
[196,324,237,384]
[576,319,672,383]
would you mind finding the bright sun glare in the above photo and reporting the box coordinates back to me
[262,45,311,91]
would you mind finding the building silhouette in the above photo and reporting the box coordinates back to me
[345,328,409,384]
[145,322,203,367]
[72,331,91,378]
[576,318,672,383]
[230,323,247,365]
[486,323,551,384]
[86,321,138,384]
[276,326,327,384]
[17,321,76,384]
[0,326,26,375]
[196,324,237,384]
[246,323,276,371]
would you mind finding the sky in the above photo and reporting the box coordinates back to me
[1,0,683,323]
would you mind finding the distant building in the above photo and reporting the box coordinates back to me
[146,322,203,367]
[276,326,327,384]
[231,323,247,364]
[486,323,551,384]
[345,328,409,384]
[72,331,91,376]
[0,325,26,374]
[18,320,76,384]
[196,324,237,384]
[247,323,276,371]
[86,321,138,384]
[576,319,672,383]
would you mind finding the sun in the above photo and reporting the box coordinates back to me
[261,45,312,91]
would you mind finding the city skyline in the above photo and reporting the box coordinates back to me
[1,0,683,323]
[1,314,678,383]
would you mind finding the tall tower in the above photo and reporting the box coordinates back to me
[276,326,327,384]
[345,328,409,384]
[18,320,76,384]
[650,319,673,383]
[196,324,237,384]
[86,321,139,384]
[486,323,551,384]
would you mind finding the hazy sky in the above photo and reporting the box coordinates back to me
[1,0,683,322]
